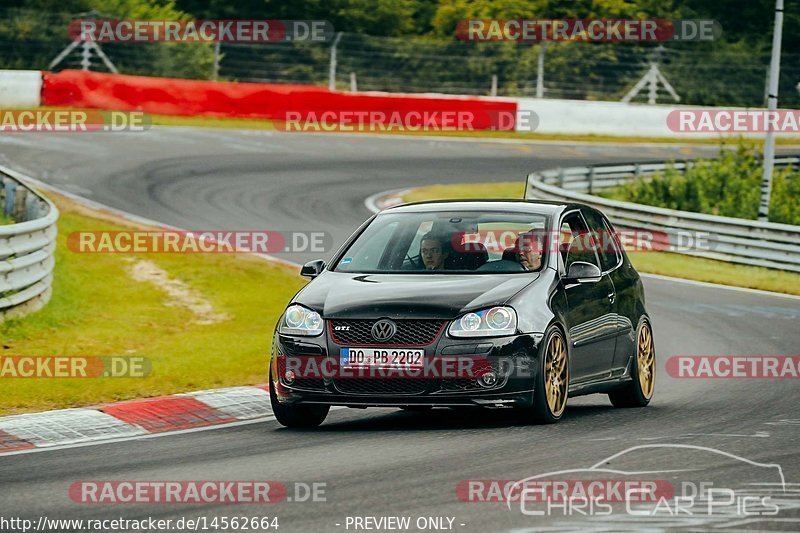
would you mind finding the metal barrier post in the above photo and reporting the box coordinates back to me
[25,193,39,221]
[4,179,16,218]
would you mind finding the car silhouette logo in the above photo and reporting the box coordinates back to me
[371,319,397,342]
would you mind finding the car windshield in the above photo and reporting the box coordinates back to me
[334,210,549,274]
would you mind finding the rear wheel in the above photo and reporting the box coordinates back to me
[609,319,655,408]
[269,379,329,428]
[519,326,569,424]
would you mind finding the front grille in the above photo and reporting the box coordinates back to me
[330,319,444,346]
[334,378,429,395]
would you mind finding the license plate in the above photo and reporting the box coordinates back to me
[340,348,424,368]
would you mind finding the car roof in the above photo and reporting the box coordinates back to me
[382,199,588,216]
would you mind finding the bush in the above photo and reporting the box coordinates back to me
[602,142,800,225]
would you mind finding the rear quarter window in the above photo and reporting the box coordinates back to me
[583,209,622,271]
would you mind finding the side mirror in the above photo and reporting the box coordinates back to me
[301,259,326,279]
[564,261,602,283]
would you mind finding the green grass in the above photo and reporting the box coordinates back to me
[401,182,524,204]
[626,252,800,295]
[0,212,11,225]
[396,182,800,296]
[0,193,306,415]
[149,112,279,131]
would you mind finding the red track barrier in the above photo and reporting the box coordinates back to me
[41,70,516,130]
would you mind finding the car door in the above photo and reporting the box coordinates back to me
[559,210,618,383]
[586,209,638,374]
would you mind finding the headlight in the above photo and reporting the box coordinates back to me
[448,306,517,337]
[279,305,323,336]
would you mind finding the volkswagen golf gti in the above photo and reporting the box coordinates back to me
[269,200,655,427]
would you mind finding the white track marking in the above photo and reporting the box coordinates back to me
[640,273,800,301]
[0,409,146,447]
[0,407,347,457]
[0,415,278,457]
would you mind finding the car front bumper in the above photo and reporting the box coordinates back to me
[270,331,543,408]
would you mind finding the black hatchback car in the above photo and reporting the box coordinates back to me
[270,200,655,427]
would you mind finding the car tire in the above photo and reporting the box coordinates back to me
[609,318,655,408]
[519,325,569,424]
[269,379,330,428]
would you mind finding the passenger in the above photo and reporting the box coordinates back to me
[516,232,543,271]
[419,233,449,270]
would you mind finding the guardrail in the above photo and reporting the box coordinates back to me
[525,157,800,273]
[0,165,58,321]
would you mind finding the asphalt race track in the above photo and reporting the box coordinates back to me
[1,129,799,531]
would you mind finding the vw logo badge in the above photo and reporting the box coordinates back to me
[371,319,397,342]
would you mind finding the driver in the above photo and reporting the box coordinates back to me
[516,232,543,271]
[420,233,449,270]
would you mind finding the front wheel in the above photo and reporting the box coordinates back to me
[609,318,655,408]
[269,379,330,428]
[518,325,569,424]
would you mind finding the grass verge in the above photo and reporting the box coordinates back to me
[38,107,800,145]
[0,192,305,415]
[395,182,800,296]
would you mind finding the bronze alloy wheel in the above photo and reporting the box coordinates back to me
[609,318,656,408]
[544,331,569,417]
[637,321,655,399]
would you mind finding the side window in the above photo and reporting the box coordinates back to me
[583,209,621,271]
[560,212,600,270]
[558,221,574,263]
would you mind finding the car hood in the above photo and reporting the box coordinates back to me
[294,271,540,319]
